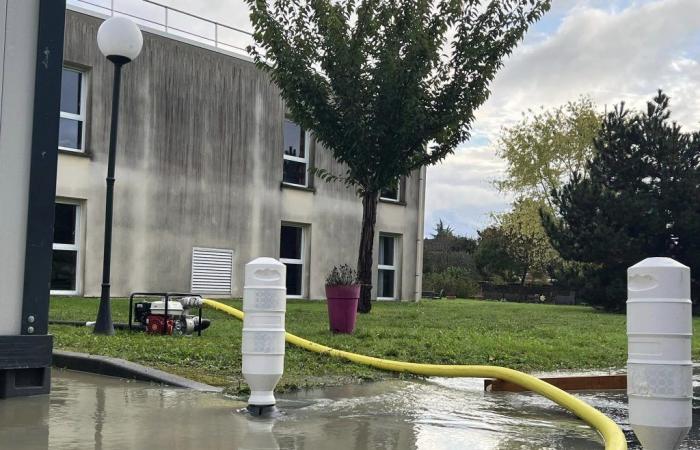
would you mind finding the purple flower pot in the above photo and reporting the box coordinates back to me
[325,285,360,334]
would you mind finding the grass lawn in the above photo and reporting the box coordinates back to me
[49,297,700,395]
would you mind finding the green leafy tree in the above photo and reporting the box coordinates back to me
[542,91,700,310]
[496,97,601,208]
[498,198,560,284]
[246,0,550,312]
[474,200,559,284]
[473,225,519,283]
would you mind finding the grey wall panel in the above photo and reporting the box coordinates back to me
[0,0,6,112]
[0,0,39,333]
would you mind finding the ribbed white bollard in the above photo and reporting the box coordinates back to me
[242,257,286,409]
[627,257,692,450]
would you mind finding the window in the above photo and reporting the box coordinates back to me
[59,67,87,152]
[191,248,233,295]
[280,224,305,297]
[51,202,80,294]
[377,235,398,299]
[282,119,310,187]
[380,178,401,202]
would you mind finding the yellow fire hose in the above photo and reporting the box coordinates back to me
[203,299,627,450]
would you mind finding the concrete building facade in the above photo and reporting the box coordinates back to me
[52,7,425,301]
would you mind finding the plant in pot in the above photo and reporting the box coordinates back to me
[325,264,360,334]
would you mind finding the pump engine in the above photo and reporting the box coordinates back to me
[133,296,210,335]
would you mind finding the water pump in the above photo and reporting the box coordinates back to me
[131,294,211,336]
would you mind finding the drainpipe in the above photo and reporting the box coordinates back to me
[414,166,426,302]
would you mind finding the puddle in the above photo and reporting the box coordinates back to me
[0,368,699,449]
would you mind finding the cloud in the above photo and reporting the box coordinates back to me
[502,0,699,116]
[425,145,512,237]
[425,0,700,236]
[158,0,251,30]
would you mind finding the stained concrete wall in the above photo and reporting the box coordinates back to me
[56,9,425,300]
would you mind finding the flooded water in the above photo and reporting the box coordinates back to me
[1,369,699,449]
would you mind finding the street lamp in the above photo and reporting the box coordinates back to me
[93,17,143,335]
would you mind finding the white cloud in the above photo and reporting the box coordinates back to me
[157,0,251,30]
[425,145,513,237]
[425,0,700,236]
[490,0,700,124]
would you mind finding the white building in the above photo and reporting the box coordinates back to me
[52,4,426,300]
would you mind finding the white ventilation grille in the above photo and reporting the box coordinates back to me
[191,247,233,295]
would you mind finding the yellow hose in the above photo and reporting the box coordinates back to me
[203,299,627,450]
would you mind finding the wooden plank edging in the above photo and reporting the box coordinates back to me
[485,375,627,392]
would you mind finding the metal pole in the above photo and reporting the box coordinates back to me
[198,307,202,337]
[163,294,169,335]
[128,293,134,331]
[94,59,126,335]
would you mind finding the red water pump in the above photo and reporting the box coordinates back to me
[132,295,210,336]
[141,300,181,335]
[146,314,175,335]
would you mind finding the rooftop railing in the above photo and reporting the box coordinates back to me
[67,0,255,56]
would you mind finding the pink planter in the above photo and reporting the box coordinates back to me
[325,285,360,334]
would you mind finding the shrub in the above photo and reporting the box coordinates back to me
[423,267,479,298]
[325,264,358,286]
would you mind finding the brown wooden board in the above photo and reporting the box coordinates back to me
[484,375,627,392]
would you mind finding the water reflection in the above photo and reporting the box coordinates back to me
[239,420,279,450]
[0,386,49,448]
[0,368,699,449]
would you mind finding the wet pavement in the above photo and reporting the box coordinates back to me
[0,368,699,449]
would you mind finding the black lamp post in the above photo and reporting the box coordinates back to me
[93,17,143,335]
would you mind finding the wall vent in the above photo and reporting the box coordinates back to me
[190,247,233,295]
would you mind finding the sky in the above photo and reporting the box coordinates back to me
[108,0,700,237]
[422,0,700,237]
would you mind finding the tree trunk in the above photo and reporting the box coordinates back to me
[357,191,379,313]
[520,264,529,285]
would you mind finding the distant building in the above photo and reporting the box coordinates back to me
[52,6,426,300]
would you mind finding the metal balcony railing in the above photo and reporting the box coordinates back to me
[66,0,254,56]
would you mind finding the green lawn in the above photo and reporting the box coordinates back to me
[49,297,700,395]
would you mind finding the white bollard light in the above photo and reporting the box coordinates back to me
[627,257,692,450]
[242,257,287,414]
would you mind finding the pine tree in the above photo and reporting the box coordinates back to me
[542,91,700,310]
[432,219,456,240]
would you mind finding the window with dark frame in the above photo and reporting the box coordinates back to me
[59,67,87,152]
[51,202,80,293]
[380,178,401,202]
[377,234,397,299]
[282,119,309,187]
[280,224,305,297]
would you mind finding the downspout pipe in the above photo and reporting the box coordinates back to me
[414,166,426,301]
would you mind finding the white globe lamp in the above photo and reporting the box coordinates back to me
[97,16,143,63]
